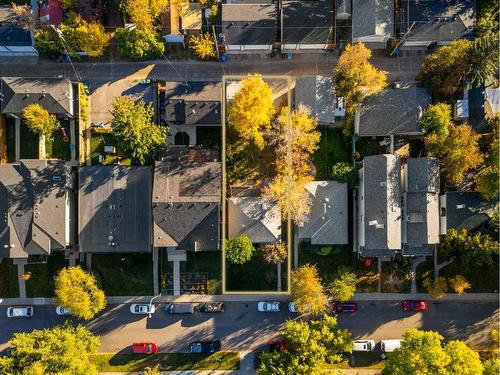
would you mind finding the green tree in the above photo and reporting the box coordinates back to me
[258,314,351,375]
[328,266,357,302]
[477,121,499,200]
[382,329,483,375]
[228,75,274,150]
[225,235,255,264]
[124,0,169,31]
[262,242,288,264]
[61,13,110,57]
[115,28,165,58]
[425,123,483,185]
[34,27,64,58]
[483,358,500,375]
[334,43,387,135]
[330,162,358,186]
[419,39,474,99]
[420,103,451,137]
[290,264,329,315]
[54,266,106,320]
[110,96,167,164]
[476,0,499,37]
[469,33,499,86]
[423,276,448,300]
[22,103,60,137]
[0,323,100,375]
[190,33,216,60]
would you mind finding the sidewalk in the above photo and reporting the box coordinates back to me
[1,292,497,306]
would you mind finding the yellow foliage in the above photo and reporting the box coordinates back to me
[291,264,329,315]
[449,275,471,295]
[423,276,448,300]
[190,33,216,60]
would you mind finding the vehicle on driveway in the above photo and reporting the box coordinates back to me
[269,340,288,352]
[189,340,221,353]
[164,303,194,314]
[352,339,376,352]
[130,304,155,315]
[131,342,158,354]
[381,339,403,353]
[55,306,71,316]
[402,300,428,311]
[288,302,297,313]
[200,302,224,313]
[258,302,280,312]
[331,302,357,313]
[7,306,33,318]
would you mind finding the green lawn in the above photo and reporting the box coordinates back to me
[354,137,384,160]
[0,258,19,298]
[90,131,132,166]
[298,243,378,291]
[25,252,68,297]
[179,251,222,294]
[91,352,239,372]
[19,124,39,159]
[45,124,71,160]
[312,127,350,180]
[90,253,153,296]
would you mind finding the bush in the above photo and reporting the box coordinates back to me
[328,266,357,302]
[22,104,60,137]
[115,28,165,58]
[330,162,358,186]
[225,236,255,265]
[262,242,287,264]
[423,276,448,299]
[189,33,216,60]
[449,275,471,295]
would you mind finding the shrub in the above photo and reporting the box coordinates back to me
[225,235,255,264]
[189,33,216,60]
[330,162,358,186]
[115,28,165,58]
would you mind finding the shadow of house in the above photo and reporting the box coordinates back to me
[281,0,334,53]
[78,166,152,254]
[351,0,393,50]
[455,86,500,134]
[0,159,73,261]
[0,5,38,56]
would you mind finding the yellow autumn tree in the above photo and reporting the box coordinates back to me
[334,43,387,134]
[291,264,329,315]
[228,75,274,150]
[425,123,483,185]
[190,33,216,60]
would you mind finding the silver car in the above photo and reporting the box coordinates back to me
[7,306,33,318]
[130,304,155,314]
[257,302,280,312]
[55,306,71,316]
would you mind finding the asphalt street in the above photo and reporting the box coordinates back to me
[0,301,498,353]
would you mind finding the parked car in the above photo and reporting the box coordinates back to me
[55,306,71,316]
[7,306,33,318]
[258,302,280,312]
[200,302,224,313]
[402,300,428,311]
[381,339,403,353]
[269,340,288,352]
[164,303,194,314]
[189,340,221,353]
[131,342,158,354]
[352,339,376,352]
[130,304,155,315]
[331,302,357,313]
[288,302,297,313]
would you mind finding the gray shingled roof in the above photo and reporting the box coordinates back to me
[294,76,335,124]
[1,77,74,116]
[153,153,221,251]
[358,86,431,136]
[78,166,152,253]
[298,181,348,245]
[0,160,69,259]
[352,0,393,41]
[282,0,333,44]
[221,4,277,45]
[444,192,495,232]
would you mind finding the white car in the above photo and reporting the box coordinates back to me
[288,302,297,313]
[130,304,156,315]
[56,306,71,316]
[7,306,33,318]
[352,339,376,352]
[258,302,280,312]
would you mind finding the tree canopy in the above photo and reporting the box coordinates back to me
[124,0,169,31]
[22,103,60,137]
[225,235,255,264]
[229,75,275,150]
[54,266,106,320]
[110,96,167,164]
[290,264,329,315]
[190,33,217,60]
[262,242,288,264]
[328,266,358,302]
[0,323,100,375]
[425,123,483,185]
[420,103,451,137]
[476,121,499,200]
[330,162,358,187]
[115,28,165,58]
[382,329,483,375]
[258,314,351,375]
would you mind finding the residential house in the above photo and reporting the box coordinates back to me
[455,86,500,134]
[440,192,497,235]
[0,160,73,261]
[153,148,221,252]
[298,181,348,245]
[220,0,277,53]
[0,5,38,56]
[352,0,394,49]
[397,0,475,52]
[78,166,152,253]
[160,81,221,146]
[228,196,281,244]
[355,85,431,138]
[281,0,334,53]
[358,155,440,257]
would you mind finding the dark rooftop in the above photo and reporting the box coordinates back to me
[444,191,495,233]
[282,0,333,44]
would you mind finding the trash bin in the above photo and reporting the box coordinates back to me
[220,53,227,62]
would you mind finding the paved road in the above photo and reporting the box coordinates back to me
[0,301,497,354]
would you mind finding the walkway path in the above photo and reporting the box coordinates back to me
[167,249,186,296]
[13,259,27,299]
[410,256,426,294]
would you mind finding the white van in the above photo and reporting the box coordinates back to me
[381,339,403,352]
[352,339,376,352]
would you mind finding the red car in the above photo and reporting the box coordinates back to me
[131,342,158,354]
[402,300,428,311]
[331,302,357,313]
